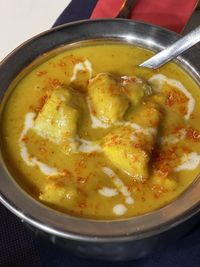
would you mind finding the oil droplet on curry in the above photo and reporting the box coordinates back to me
[1,43,200,219]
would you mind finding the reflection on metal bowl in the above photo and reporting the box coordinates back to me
[0,19,200,261]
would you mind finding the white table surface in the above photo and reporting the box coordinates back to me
[0,0,71,61]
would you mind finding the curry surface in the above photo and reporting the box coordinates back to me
[1,43,200,219]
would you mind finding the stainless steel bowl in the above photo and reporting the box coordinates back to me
[0,19,200,261]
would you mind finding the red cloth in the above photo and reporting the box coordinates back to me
[90,0,199,33]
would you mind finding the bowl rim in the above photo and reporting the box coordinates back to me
[0,18,200,242]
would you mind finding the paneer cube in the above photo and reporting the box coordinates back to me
[88,73,129,123]
[120,76,153,106]
[39,177,77,208]
[127,101,162,128]
[33,88,79,145]
[103,103,162,180]
[103,127,150,180]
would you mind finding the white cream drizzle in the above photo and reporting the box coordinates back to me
[87,97,110,128]
[113,204,127,216]
[175,152,200,172]
[116,121,156,136]
[161,129,187,145]
[120,75,143,86]
[19,112,61,176]
[102,167,134,205]
[149,74,195,120]
[70,59,92,82]
[58,107,67,128]
[98,187,118,197]
[19,112,35,139]
[78,138,102,153]
[30,158,58,175]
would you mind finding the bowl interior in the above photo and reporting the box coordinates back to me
[0,19,200,241]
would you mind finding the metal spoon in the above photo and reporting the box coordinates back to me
[139,25,200,69]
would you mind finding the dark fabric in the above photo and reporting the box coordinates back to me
[36,226,200,267]
[0,204,41,267]
[53,0,98,27]
[1,1,200,266]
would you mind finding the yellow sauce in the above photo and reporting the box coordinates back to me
[1,43,200,219]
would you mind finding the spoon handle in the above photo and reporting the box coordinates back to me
[116,0,138,18]
[139,25,200,69]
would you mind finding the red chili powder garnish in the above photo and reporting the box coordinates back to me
[152,148,178,177]
[61,169,72,177]
[36,70,47,76]
[141,196,146,202]
[133,143,142,149]
[127,179,135,192]
[165,89,188,108]
[74,158,87,176]
[77,176,88,184]
[78,202,87,209]
[38,147,46,153]
[119,86,129,94]
[179,106,187,116]
[182,146,191,154]
[32,94,49,113]
[21,136,29,142]
[58,61,67,68]
[108,84,121,96]
[186,127,200,142]
[151,184,166,199]
[106,134,123,146]
[171,125,185,134]
[64,55,82,65]
[50,78,62,88]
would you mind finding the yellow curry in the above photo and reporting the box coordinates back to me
[1,43,200,219]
